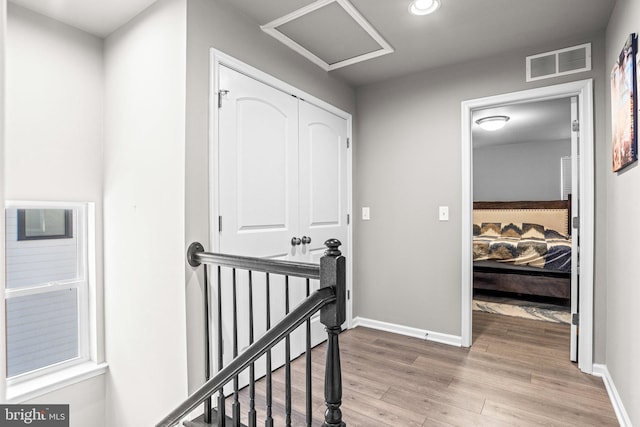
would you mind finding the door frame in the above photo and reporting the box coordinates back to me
[209,49,354,328]
[460,79,594,373]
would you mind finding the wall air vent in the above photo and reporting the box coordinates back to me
[526,43,591,82]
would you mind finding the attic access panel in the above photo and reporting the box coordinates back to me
[261,0,394,71]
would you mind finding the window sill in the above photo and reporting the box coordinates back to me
[6,361,108,403]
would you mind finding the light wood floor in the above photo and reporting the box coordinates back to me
[228,311,618,426]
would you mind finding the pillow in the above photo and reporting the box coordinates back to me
[521,223,545,240]
[545,228,570,240]
[480,222,501,236]
[501,223,522,238]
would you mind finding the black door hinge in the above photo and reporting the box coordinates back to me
[218,90,229,108]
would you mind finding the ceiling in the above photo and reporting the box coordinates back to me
[9,0,615,87]
[472,98,572,149]
[8,0,613,148]
[222,0,615,87]
[9,0,157,38]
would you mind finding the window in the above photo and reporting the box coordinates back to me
[5,203,90,382]
[17,209,73,240]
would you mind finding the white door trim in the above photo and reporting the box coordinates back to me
[460,79,594,373]
[209,49,354,328]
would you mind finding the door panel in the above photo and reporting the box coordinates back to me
[217,66,298,383]
[236,99,289,231]
[298,101,348,265]
[219,65,298,258]
[298,101,349,347]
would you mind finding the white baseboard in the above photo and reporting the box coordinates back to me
[592,363,632,427]
[351,317,462,347]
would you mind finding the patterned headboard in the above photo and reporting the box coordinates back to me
[473,199,572,236]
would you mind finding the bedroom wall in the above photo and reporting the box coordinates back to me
[354,32,608,358]
[605,0,640,424]
[4,4,105,425]
[103,0,188,425]
[184,0,356,393]
[473,139,571,201]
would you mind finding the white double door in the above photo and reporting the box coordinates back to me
[215,65,348,379]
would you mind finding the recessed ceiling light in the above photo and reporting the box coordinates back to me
[409,0,441,15]
[475,115,510,131]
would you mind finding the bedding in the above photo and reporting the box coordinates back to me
[472,199,572,300]
[473,222,572,273]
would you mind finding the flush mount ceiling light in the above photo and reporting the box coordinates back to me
[409,0,441,15]
[475,115,510,131]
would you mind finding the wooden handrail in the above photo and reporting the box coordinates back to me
[187,243,321,279]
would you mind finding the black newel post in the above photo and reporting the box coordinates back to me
[320,239,346,427]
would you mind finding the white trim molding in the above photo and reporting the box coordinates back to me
[6,362,108,403]
[460,79,595,373]
[352,317,462,347]
[592,364,632,427]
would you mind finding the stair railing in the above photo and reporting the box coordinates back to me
[156,239,346,427]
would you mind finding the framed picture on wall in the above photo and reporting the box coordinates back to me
[611,33,637,172]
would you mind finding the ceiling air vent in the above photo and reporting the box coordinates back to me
[526,43,591,82]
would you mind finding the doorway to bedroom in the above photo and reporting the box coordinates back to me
[461,80,595,373]
[472,97,575,349]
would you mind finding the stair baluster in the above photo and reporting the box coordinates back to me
[265,273,273,427]
[285,276,292,427]
[232,268,241,426]
[203,263,212,424]
[247,271,256,427]
[305,278,312,427]
[216,265,225,426]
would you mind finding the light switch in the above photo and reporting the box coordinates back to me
[439,206,449,221]
[362,207,370,220]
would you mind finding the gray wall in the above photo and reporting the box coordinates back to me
[354,32,608,354]
[474,139,571,201]
[605,0,640,424]
[184,0,356,393]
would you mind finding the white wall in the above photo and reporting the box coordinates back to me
[184,0,356,394]
[474,139,571,201]
[4,4,105,425]
[0,0,7,404]
[354,32,608,353]
[103,0,188,425]
[605,0,640,424]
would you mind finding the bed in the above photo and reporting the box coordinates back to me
[473,199,572,300]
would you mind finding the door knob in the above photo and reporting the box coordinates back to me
[291,237,301,246]
[301,236,312,244]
